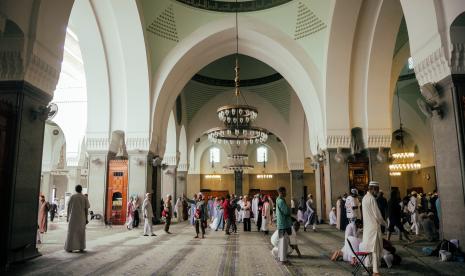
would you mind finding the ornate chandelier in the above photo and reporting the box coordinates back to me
[205,0,268,146]
[389,84,422,173]
[223,153,254,172]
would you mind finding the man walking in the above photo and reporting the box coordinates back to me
[223,194,232,235]
[276,187,292,264]
[164,194,173,234]
[143,193,156,236]
[65,185,90,252]
[361,181,386,276]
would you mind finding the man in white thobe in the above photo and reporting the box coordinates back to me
[408,191,419,235]
[143,193,156,236]
[65,185,90,252]
[345,189,360,223]
[361,181,386,276]
[252,195,259,222]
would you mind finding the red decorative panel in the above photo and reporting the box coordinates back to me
[106,160,128,225]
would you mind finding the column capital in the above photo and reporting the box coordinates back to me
[415,46,452,86]
[288,161,304,171]
[86,137,110,154]
[367,128,392,148]
[326,134,351,149]
[126,134,150,153]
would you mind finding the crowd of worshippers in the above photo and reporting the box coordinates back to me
[330,188,441,242]
[156,193,278,238]
[326,185,441,275]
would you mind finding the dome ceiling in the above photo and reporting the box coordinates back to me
[197,54,278,80]
[175,0,293,13]
[182,54,291,123]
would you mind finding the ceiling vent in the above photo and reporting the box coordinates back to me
[294,2,327,40]
[147,5,179,43]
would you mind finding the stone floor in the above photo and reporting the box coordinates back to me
[6,219,465,276]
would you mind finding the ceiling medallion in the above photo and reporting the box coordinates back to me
[205,3,268,146]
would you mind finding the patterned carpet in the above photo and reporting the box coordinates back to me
[6,220,465,275]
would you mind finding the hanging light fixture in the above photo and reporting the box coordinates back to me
[205,0,268,145]
[389,84,422,173]
[223,152,254,172]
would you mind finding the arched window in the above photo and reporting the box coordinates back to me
[257,146,268,163]
[210,147,220,163]
[408,57,414,70]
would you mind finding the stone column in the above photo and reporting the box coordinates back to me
[430,75,465,243]
[290,170,304,203]
[41,172,52,201]
[127,151,151,203]
[86,137,109,218]
[0,81,52,265]
[152,158,162,221]
[161,165,177,199]
[86,152,107,217]
[368,148,391,194]
[326,149,349,205]
[177,163,188,199]
[314,163,323,220]
[234,171,243,196]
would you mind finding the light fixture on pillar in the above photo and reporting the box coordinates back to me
[205,0,268,146]
[389,84,422,173]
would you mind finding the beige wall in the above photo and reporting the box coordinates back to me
[390,166,437,197]
[190,172,317,196]
[200,174,235,193]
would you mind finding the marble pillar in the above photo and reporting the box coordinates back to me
[86,153,108,217]
[326,149,349,205]
[161,165,177,199]
[176,171,187,199]
[128,152,151,204]
[0,81,51,265]
[41,172,52,201]
[234,171,243,196]
[290,170,304,203]
[430,75,465,244]
[368,148,391,194]
[152,162,162,221]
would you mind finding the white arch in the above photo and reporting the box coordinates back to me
[69,0,110,142]
[71,0,150,149]
[365,0,403,144]
[178,125,188,171]
[324,0,362,142]
[150,16,324,156]
[163,111,178,165]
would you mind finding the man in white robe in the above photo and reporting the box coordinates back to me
[65,185,90,252]
[346,189,360,222]
[329,207,337,226]
[252,195,259,222]
[143,193,156,236]
[361,181,386,276]
[408,191,419,235]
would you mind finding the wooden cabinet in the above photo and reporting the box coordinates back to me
[106,160,128,225]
